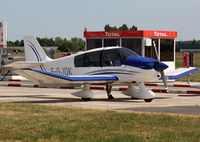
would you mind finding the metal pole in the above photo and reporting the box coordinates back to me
[158,38,160,61]
[142,38,145,57]
[102,38,104,47]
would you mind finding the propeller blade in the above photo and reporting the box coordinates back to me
[160,71,168,90]
[153,41,168,90]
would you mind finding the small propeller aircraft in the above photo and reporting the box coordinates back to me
[6,36,198,102]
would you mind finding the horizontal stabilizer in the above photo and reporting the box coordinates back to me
[165,67,198,79]
[4,61,45,69]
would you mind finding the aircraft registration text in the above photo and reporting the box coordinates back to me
[50,67,72,75]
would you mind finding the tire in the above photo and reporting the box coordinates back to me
[144,98,153,102]
[81,98,91,101]
[108,94,115,99]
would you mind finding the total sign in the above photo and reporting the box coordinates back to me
[105,32,120,37]
[154,31,167,37]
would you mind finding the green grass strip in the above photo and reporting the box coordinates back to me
[0,103,200,142]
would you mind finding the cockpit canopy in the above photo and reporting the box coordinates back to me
[74,47,139,67]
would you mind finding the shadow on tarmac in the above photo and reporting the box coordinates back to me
[0,94,171,104]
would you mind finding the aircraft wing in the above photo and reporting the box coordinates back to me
[15,68,118,84]
[165,67,198,79]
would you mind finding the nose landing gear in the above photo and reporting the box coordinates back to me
[122,83,155,102]
[106,84,115,99]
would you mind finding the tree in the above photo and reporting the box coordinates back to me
[14,40,20,46]
[104,24,117,31]
[104,24,138,31]
[20,40,24,46]
[104,24,111,31]
[118,24,129,31]
[71,37,86,51]
[192,38,196,44]
[129,25,137,31]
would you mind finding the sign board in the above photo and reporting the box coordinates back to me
[84,30,178,38]
[0,21,3,45]
[0,21,7,48]
[145,38,152,46]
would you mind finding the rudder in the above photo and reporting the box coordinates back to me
[24,36,52,62]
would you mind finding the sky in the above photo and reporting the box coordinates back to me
[0,0,200,41]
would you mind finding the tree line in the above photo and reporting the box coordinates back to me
[176,39,200,45]
[7,24,200,52]
[7,24,138,52]
[7,37,86,52]
[104,24,138,31]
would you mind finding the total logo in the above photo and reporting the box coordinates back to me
[105,32,120,37]
[154,32,167,37]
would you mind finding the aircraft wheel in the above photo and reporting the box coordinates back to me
[81,98,91,101]
[144,98,153,102]
[108,94,115,99]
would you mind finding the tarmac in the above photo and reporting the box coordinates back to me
[0,81,200,115]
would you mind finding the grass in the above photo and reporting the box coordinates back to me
[176,52,200,68]
[0,103,200,142]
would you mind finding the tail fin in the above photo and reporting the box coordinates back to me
[24,36,52,62]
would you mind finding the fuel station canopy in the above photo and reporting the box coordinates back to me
[84,30,177,72]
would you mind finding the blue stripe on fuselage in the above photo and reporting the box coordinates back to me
[23,68,118,81]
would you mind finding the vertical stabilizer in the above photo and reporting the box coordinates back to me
[24,36,52,62]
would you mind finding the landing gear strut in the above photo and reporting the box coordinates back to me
[106,84,115,99]
[122,83,155,102]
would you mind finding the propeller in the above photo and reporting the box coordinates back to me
[153,41,169,90]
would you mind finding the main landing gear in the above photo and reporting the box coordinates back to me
[71,84,93,101]
[71,83,154,102]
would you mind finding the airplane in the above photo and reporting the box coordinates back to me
[6,36,198,102]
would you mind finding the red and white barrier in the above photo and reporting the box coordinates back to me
[4,78,200,88]
[8,79,31,82]
[0,83,39,88]
[144,83,200,88]
[151,88,200,94]
[3,75,200,89]
[0,83,200,95]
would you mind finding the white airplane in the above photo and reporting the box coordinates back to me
[6,36,198,102]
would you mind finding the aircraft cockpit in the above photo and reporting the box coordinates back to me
[74,47,138,67]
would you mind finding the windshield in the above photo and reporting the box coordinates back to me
[74,47,139,67]
[117,47,139,57]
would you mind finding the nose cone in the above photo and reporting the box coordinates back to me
[154,62,168,72]
[122,56,168,71]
